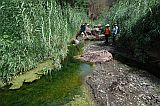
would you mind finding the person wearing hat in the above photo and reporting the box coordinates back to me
[104,24,111,44]
[86,24,92,36]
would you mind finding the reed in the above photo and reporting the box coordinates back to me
[0,0,87,81]
[98,0,160,62]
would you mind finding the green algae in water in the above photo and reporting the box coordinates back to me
[9,60,53,90]
[0,60,81,106]
[0,44,93,106]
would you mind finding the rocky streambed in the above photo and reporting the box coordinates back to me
[84,41,160,106]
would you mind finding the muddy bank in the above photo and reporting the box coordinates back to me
[85,41,160,106]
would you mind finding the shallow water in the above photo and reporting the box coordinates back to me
[0,45,93,106]
[79,63,92,77]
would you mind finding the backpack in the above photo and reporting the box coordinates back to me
[80,24,86,32]
[117,26,120,34]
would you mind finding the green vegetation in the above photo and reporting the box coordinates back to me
[9,60,53,90]
[0,44,93,106]
[56,0,88,7]
[0,0,88,82]
[64,85,94,106]
[101,0,160,62]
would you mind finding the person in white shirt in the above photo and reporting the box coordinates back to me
[112,23,119,43]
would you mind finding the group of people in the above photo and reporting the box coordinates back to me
[76,22,120,45]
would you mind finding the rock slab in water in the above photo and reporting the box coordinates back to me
[79,50,112,63]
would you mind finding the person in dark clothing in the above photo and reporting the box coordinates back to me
[80,24,86,33]
[76,23,87,39]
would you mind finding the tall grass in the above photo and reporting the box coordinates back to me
[100,0,160,62]
[0,0,87,81]
[103,0,159,30]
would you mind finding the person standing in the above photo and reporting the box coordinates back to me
[112,23,119,43]
[104,24,111,44]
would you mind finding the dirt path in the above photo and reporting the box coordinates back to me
[85,41,160,106]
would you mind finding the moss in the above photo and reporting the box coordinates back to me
[64,85,94,106]
[9,60,53,90]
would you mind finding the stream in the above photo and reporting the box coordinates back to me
[0,41,160,106]
[0,45,93,106]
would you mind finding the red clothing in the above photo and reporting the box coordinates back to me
[105,28,111,36]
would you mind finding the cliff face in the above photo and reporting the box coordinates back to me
[88,0,116,19]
